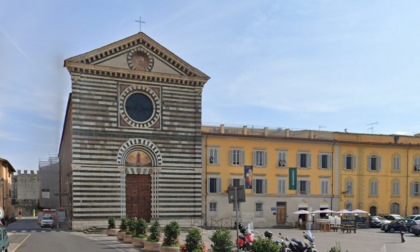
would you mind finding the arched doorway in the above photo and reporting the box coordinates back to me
[117,138,163,221]
[369,206,377,216]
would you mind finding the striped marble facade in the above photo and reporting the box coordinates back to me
[60,33,209,230]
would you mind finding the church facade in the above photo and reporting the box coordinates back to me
[59,33,209,230]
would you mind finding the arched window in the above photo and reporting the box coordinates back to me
[390,203,400,214]
[370,180,378,196]
[392,180,400,196]
[369,206,377,216]
[344,179,353,196]
[413,206,420,215]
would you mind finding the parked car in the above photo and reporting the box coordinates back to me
[40,214,54,228]
[406,214,420,225]
[382,219,416,233]
[370,216,390,228]
[410,224,420,236]
[0,226,9,252]
[380,214,404,221]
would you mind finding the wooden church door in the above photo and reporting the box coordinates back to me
[126,174,152,221]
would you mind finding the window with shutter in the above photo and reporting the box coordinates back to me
[297,152,311,168]
[277,151,287,167]
[278,178,286,194]
[393,155,400,172]
[208,177,221,193]
[254,179,267,194]
[319,153,332,169]
[230,149,244,166]
[254,150,267,167]
[209,148,219,165]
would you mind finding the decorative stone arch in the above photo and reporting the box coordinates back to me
[117,138,163,219]
[369,200,378,216]
[117,138,163,167]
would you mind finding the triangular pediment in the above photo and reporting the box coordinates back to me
[64,32,209,82]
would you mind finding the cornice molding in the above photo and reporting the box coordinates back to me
[65,61,207,87]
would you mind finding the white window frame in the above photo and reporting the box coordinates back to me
[255,202,263,217]
[277,177,287,194]
[208,147,219,165]
[414,156,420,172]
[320,178,329,195]
[230,149,244,166]
[252,178,267,194]
[319,153,332,169]
[207,177,221,193]
[297,179,311,195]
[368,155,381,171]
[370,180,378,196]
[393,155,400,172]
[392,180,400,196]
[277,151,287,168]
[253,150,267,167]
[297,152,311,168]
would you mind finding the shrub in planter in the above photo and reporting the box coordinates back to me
[162,221,181,247]
[135,218,148,238]
[250,237,280,252]
[119,217,128,232]
[209,229,234,252]
[126,218,136,235]
[108,217,116,229]
[148,220,161,242]
[180,227,205,252]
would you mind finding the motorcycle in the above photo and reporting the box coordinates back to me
[235,223,254,251]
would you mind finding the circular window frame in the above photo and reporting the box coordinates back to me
[120,85,161,128]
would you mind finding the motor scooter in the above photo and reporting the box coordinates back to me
[235,223,254,251]
[303,231,317,252]
[288,230,317,252]
[277,233,293,252]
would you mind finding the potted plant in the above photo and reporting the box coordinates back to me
[117,217,127,240]
[132,218,148,247]
[144,220,162,251]
[107,217,118,236]
[180,227,205,252]
[123,218,135,243]
[161,221,181,252]
[209,229,234,252]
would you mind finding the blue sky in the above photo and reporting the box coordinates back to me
[1,0,420,170]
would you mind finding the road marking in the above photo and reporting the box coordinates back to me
[11,233,31,252]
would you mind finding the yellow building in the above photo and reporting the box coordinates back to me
[0,158,15,217]
[202,125,420,228]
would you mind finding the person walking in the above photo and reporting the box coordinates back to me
[400,221,407,243]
